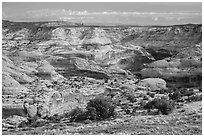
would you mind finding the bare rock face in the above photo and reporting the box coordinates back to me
[141,43,202,87]
[2,20,202,122]
[2,73,29,95]
[115,44,155,71]
[174,43,202,59]
[82,27,112,46]
[2,55,31,94]
[49,55,109,79]
[4,21,201,83]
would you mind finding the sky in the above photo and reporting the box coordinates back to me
[2,2,202,25]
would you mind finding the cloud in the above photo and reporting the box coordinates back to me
[154,17,158,21]
[3,9,202,25]
[20,9,202,16]
[165,17,175,21]
[2,12,8,19]
[59,16,94,21]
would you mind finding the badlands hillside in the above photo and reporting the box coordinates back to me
[2,20,202,135]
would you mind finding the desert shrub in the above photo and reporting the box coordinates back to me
[104,79,108,83]
[125,93,137,102]
[199,88,202,92]
[188,94,202,102]
[155,89,168,94]
[86,96,116,120]
[144,98,175,115]
[143,100,155,110]
[169,90,181,101]
[66,96,116,122]
[46,114,62,123]
[179,88,195,97]
[185,89,195,97]
[127,95,137,102]
[84,107,97,120]
[154,98,175,115]
[143,95,149,100]
[68,107,86,122]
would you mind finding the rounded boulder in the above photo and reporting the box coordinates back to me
[138,78,167,91]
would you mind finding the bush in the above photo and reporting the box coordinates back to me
[169,90,181,101]
[143,100,155,110]
[147,92,155,98]
[179,88,195,97]
[154,98,175,115]
[66,96,116,122]
[155,89,169,94]
[127,96,137,102]
[126,93,137,103]
[144,98,175,115]
[68,107,86,122]
[188,94,202,102]
[185,89,195,97]
[84,107,97,120]
[86,96,116,120]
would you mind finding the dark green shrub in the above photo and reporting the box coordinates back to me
[188,94,202,102]
[84,107,97,120]
[47,114,61,123]
[144,98,175,115]
[143,95,149,100]
[180,89,195,101]
[147,92,155,98]
[86,96,116,120]
[155,89,167,94]
[169,90,181,101]
[68,107,85,122]
[143,100,155,110]
[154,98,175,115]
[127,95,137,102]
[66,96,116,122]
[199,88,202,92]
[179,88,195,97]
[185,89,195,97]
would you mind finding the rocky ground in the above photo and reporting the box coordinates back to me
[2,20,202,135]
[2,101,202,135]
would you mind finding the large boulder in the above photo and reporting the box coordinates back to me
[25,103,38,118]
[138,78,167,91]
[48,91,64,116]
